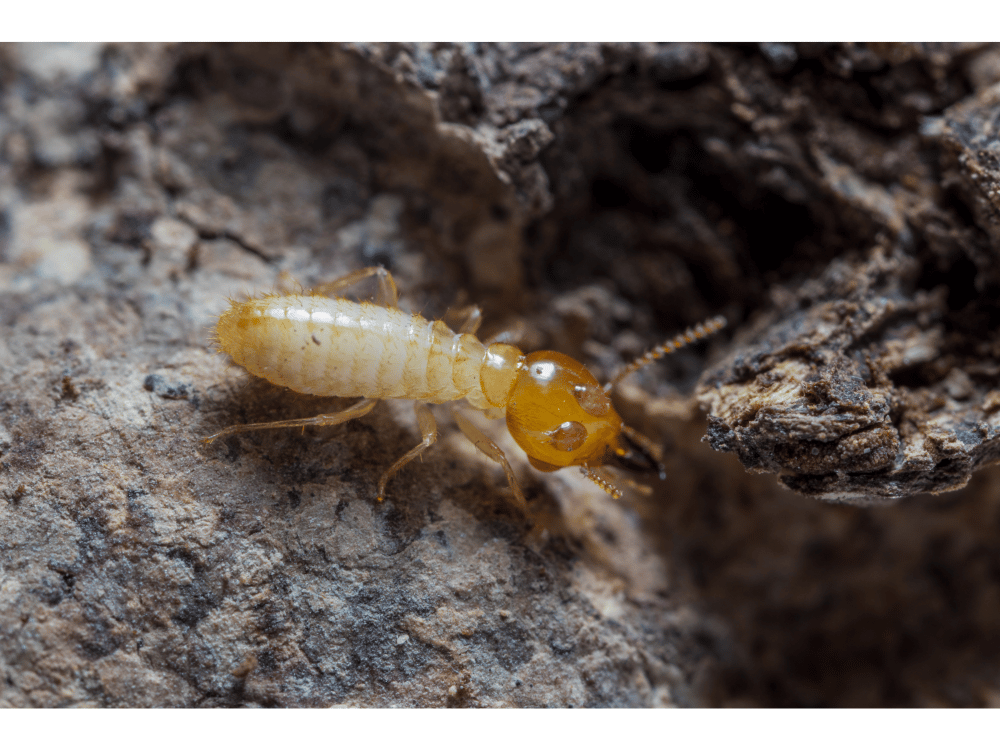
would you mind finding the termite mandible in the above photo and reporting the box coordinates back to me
[204,266,726,505]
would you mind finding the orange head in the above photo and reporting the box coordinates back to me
[504,351,625,471]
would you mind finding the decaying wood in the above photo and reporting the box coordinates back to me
[4,43,1000,707]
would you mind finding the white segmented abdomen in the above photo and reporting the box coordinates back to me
[216,295,489,405]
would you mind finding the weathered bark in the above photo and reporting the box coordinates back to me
[3,43,1000,707]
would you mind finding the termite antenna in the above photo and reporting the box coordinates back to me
[604,315,727,392]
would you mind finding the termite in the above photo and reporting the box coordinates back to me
[204,266,725,505]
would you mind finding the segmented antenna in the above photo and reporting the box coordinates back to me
[605,315,727,391]
[581,466,623,499]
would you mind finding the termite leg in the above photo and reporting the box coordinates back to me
[453,410,526,511]
[455,305,483,335]
[483,319,528,347]
[581,466,624,500]
[376,402,439,502]
[310,266,400,308]
[442,303,483,334]
[203,398,378,443]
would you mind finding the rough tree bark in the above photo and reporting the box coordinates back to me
[2,43,1000,707]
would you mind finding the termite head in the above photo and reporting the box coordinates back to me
[505,351,625,472]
